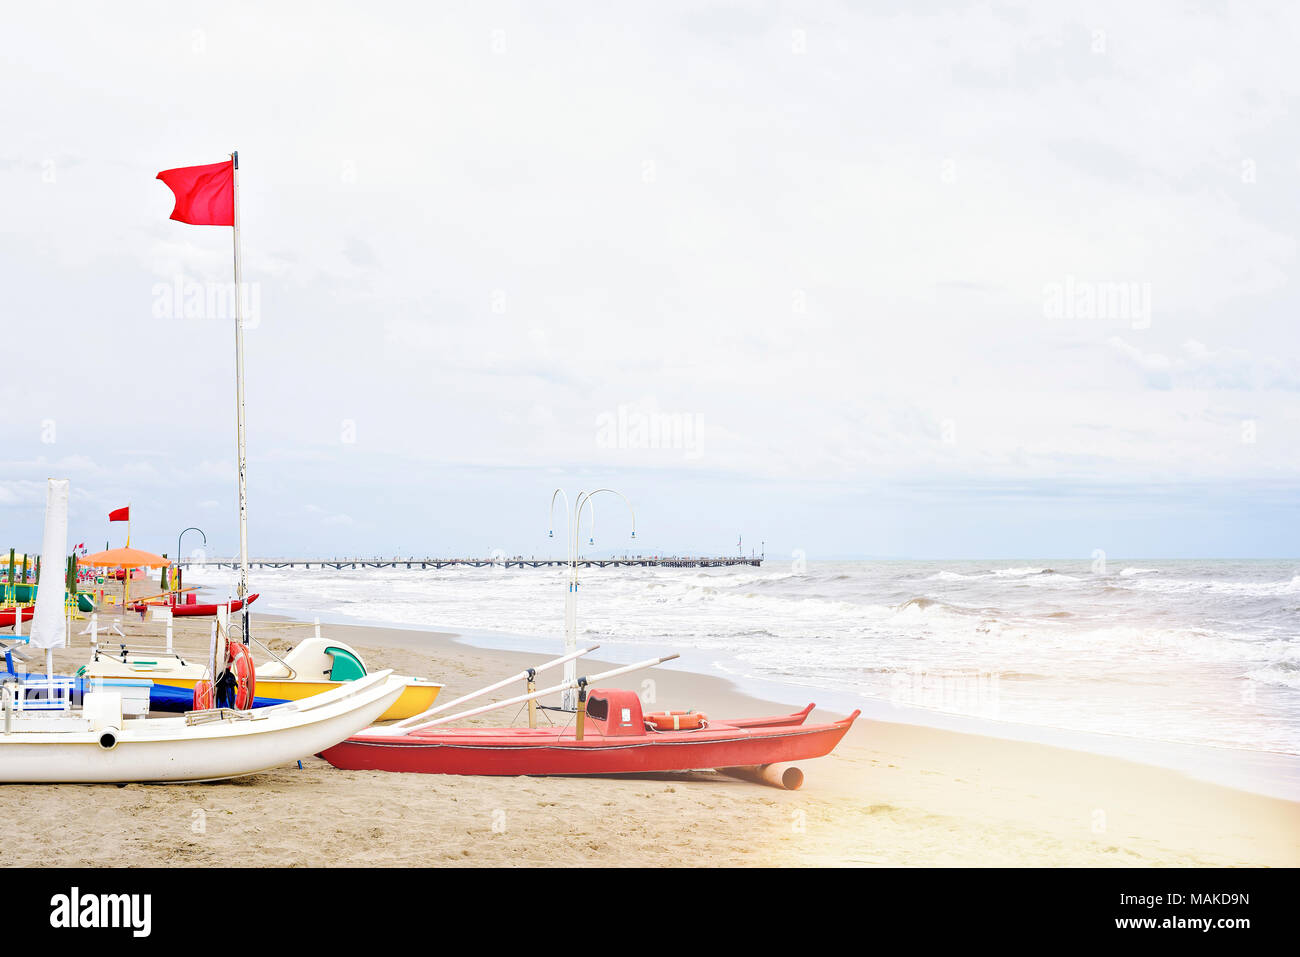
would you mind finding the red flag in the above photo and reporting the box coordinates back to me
[109,507,130,522]
[156,160,234,226]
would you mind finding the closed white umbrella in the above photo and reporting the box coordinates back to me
[29,479,69,651]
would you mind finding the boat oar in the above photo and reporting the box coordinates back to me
[125,585,199,606]
[388,645,600,730]
[380,653,680,734]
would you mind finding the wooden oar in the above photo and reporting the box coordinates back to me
[387,645,600,729]
[386,653,679,734]
[126,585,199,606]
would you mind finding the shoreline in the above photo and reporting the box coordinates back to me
[250,595,1300,803]
[261,612,1300,866]
[4,604,1297,865]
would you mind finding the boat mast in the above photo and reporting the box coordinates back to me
[231,149,250,642]
[550,488,636,710]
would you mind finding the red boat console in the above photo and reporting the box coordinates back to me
[583,688,648,735]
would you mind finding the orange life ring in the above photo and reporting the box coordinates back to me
[228,640,256,709]
[192,678,214,711]
[191,640,256,711]
[644,710,707,731]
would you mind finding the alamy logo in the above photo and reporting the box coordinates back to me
[49,887,151,937]
[595,404,704,460]
[1042,275,1151,329]
[152,274,261,328]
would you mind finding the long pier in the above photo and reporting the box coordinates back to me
[179,556,763,570]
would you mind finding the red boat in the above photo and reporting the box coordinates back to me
[128,593,259,617]
[0,606,35,628]
[320,687,858,779]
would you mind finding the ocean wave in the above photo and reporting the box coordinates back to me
[1245,664,1300,690]
[898,596,943,611]
[1120,575,1300,597]
[894,596,993,618]
[201,559,1300,755]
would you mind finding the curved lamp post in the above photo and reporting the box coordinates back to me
[177,527,207,573]
[549,488,636,710]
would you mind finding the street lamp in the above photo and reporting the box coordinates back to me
[549,488,636,710]
[177,527,207,573]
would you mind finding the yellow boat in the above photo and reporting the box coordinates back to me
[81,637,441,720]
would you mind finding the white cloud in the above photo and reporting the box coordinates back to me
[0,2,1297,555]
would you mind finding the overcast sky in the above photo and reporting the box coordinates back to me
[2,1,1297,560]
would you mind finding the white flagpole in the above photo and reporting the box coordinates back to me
[231,150,250,643]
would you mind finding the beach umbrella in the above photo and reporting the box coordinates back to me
[30,480,70,653]
[78,547,171,609]
[77,547,171,568]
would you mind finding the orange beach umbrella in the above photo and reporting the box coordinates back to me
[78,547,170,569]
[79,547,170,608]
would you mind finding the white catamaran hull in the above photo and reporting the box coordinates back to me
[0,670,404,783]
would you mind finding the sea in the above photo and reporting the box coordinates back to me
[195,558,1300,797]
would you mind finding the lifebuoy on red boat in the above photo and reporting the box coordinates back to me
[192,640,256,711]
[644,710,707,731]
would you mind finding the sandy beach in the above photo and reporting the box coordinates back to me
[8,1,1300,904]
[3,605,1296,868]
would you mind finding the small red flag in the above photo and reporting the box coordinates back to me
[156,160,234,226]
[109,507,130,522]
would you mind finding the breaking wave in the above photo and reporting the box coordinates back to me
[196,556,1300,756]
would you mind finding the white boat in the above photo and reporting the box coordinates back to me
[1,478,406,784]
[81,631,443,720]
[0,668,404,783]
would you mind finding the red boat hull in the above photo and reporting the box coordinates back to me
[0,606,35,628]
[726,703,815,729]
[321,706,859,777]
[129,593,259,617]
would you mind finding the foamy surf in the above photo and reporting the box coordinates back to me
[196,558,1300,756]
